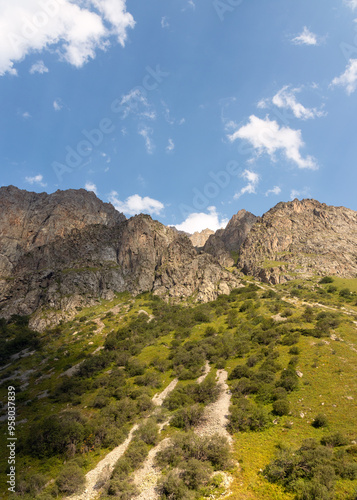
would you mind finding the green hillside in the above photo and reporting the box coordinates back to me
[1,277,357,500]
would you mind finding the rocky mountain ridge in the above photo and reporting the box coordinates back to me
[1,187,356,330]
[203,209,258,266]
[238,198,357,283]
[0,187,240,330]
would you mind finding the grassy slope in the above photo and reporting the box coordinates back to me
[0,278,356,499]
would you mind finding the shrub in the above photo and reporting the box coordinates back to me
[159,470,193,500]
[107,479,139,498]
[319,277,334,284]
[229,399,272,432]
[135,420,159,446]
[289,346,300,355]
[320,432,349,447]
[56,464,85,495]
[171,404,204,430]
[312,414,328,429]
[273,399,290,416]
[182,458,212,489]
[339,288,351,298]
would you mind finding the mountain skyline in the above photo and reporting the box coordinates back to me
[1,0,357,233]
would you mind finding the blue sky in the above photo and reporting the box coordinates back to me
[0,0,357,232]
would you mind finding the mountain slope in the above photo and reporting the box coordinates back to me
[203,209,258,266]
[0,186,125,276]
[238,198,357,283]
[0,209,240,330]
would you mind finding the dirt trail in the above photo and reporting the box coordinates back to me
[133,431,171,500]
[66,378,178,500]
[152,379,178,406]
[67,424,139,500]
[197,360,211,384]
[195,369,233,444]
[132,364,212,499]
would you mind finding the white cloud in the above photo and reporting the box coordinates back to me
[120,89,156,120]
[166,138,175,153]
[25,174,46,187]
[109,192,164,216]
[29,60,48,74]
[290,187,310,200]
[228,115,318,170]
[271,86,326,120]
[138,126,154,154]
[53,99,63,111]
[265,186,282,196]
[85,182,97,194]
[175,206,228,233]
[291,27,319,46]
[345,0,357,9]
[22,111,31,119]
[161,16,169,28]
[0,0,135,76]
[330,59,357,94]
[234,169,260,199]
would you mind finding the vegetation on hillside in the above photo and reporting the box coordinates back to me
[0,277,356,499]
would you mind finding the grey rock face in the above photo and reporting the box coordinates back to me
[0,186,125,276]
[203,210,258,266]
[238,199,357,283]
[0,193,241,330]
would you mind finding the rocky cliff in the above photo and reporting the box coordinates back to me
[189,229,215,248]
[0,186,125,276]
[0,188,240,330]
[238,198,357,283]
[203,210,258,266]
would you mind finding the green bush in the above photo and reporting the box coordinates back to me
[182,458,213,489]
[312,414,328,429]
[171,404,204,430]
[56,464,85,495]
[107,479,139,498]
[135,420,159,446]
[320,432,349,447]
[159,470,193,500]
[319,277,334,284]
[272,399,290,416]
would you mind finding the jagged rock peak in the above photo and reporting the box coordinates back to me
[189,229,215,248]
[238,198,357,283]
[203,209,258,266]
[0,186,125,275]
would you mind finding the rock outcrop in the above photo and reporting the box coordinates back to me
[0,188,241,329]
[189,229,215,248]
[0,186,125,276]
[203,210,257,266]
[238,199,357,283]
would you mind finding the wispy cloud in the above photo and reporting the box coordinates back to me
[25,174,46,187]
[290,187,311,200]
[120,89,156,120]
[259,86,326,120]
[175,206,228,233]
[85,182,97,194]
[161,16,169,28]
[228,115,318,170]
[0,0,135,76]
[166,138,175,153]
[29,60,49,74]
[345,0,357,9]
[291,27,319,46]
[234,170,260,199]
[53,99,63,112]
[109,192,164,216]
[330,59,357,94]
[22,111,31,119]
[265,186,282,196]
[138,125,154,154]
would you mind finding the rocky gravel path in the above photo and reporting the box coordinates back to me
[195,369,233,444]
[66,378,178,500]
